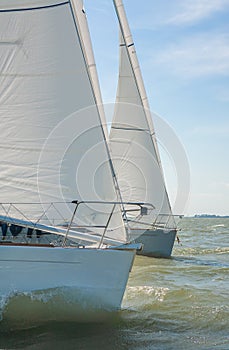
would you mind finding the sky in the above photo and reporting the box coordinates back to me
[84,0,229,216]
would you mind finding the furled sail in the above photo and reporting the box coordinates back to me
[110,0,176,230]
[0,0,126,243]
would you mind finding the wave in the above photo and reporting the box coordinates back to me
[173,246,229,257]
[125,285,169,302]
[123,285,229,329]
[0,287,119,330]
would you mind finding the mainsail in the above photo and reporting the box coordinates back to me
[110,0,176,230]
[0,0,127,243]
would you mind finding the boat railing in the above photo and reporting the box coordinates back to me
[0,200,155,247]
[124,212,183,231]
[64,200,155,247]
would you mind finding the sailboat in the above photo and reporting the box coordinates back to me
[0,0,142,312]
[109,0,178,258]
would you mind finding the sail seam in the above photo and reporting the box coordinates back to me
[0,1,69,12]
[111,126,149,132]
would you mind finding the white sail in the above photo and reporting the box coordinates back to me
[71,0,108,139]
[0,0,126,243]
[110,0,176,230]
[69,0,128,241]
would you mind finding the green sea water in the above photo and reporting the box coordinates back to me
[0,218,228,349]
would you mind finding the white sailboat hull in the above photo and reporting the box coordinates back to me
[131,228,177,258]
[0,245,136,310]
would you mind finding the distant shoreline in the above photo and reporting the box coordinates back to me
[190,215,229,218]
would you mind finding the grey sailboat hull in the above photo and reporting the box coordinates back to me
[131,228,177,258]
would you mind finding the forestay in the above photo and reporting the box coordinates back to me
[0,0,126,243]
[110,0,176,229]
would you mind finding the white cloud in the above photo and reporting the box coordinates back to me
[167,0,229,25]
[191,125,229,135]
[219,182,229,189]
[216,88,229,102]
[114,0,229,31]
[153,33,229,78]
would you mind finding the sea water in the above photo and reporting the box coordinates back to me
[0,218,228,349]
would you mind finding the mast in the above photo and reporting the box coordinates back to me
[70,0,130,236]
[111,0,175,227]
[70,0,108,139]
[112,0,162,167]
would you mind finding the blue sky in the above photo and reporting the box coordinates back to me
[85,0,229,216]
